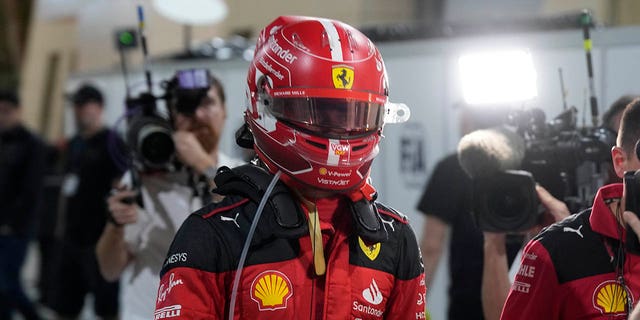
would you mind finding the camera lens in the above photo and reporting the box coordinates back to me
[137,123,175,168]
[473,170,539,232]
[487,185,529,220]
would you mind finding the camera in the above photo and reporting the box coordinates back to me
[470,107,613,232]
[514,107,612,210]
[124,69,213,172]
[473,170,539,232]
[510,107,613,171]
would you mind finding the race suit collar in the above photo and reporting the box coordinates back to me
[299,195,348,226]
[590,183,625,242]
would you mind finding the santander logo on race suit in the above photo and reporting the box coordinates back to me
[353,278,385,318]
[362,279,383,305]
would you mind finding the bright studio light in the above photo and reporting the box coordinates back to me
[152,0,228,25]
[459,49,538,105]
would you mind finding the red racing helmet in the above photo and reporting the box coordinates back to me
[245,16,409,194]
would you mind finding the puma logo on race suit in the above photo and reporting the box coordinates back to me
[380,217,395,232]
[221,212,240,228]
[563,225,583,238]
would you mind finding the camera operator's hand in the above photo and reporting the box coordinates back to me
[525,185,571,237]
[536,185,570,222]
[107,189,139,225]
[173,130,216,175]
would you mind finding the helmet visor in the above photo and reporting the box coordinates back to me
[268,97,384,137]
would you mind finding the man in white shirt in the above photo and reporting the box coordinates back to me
[95,70,243,320]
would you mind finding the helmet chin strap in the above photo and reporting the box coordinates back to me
[347,180,377,203]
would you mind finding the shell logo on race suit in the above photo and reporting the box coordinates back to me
[592,280,633,315]
[251,270,294,311]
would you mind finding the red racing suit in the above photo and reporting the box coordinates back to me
[501,184,640,319]
[154,178,426,319]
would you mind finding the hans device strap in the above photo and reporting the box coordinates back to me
[212,164,388,244]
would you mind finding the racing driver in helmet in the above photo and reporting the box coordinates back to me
[154,16,426,320]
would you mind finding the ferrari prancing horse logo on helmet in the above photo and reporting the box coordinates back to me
[333,65,354,89]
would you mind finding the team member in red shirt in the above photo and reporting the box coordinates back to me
[501,99,640,319]
[153,16,426,320]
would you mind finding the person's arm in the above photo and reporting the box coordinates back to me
[481,233,511,320]
[532,185,570,231]
[415,156,461,289]
[95,189,138,281]
[420,215,449,289]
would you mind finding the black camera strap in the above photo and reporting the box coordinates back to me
[603,235,632,318]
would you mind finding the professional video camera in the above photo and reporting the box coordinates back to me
[459,10,614,232]
[112,7,216,173]
[509,106,614,171]
[511,106,613,206]
[124,69,213,172]
[462,107,614,232]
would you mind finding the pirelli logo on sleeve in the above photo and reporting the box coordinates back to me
[511,263,536,294]
[154,305,181,319]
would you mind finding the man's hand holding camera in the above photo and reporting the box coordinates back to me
[173,130,216,175]
[107,189,139,226]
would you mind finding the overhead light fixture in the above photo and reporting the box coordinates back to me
[152,0,228,25]
[459,49,538,105]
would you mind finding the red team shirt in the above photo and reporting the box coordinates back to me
[502,184,640,319]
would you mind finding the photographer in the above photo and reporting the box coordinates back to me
[49,84,124,320]
[481,96,632,320]
[95,71,242,319]
[418,106,525,320]
[500,98,640,318]
[0,89,46,320]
